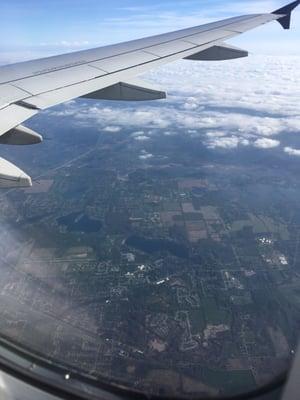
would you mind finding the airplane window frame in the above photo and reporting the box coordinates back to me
[0,336,287,400]
[0,2,299,400]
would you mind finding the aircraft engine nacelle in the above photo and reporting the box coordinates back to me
[0,125,43,145]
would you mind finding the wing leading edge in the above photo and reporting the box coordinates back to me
[0,1,299,187]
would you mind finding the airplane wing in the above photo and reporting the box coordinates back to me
[0,0,299,188]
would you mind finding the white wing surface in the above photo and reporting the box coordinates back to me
[0,0,299,187]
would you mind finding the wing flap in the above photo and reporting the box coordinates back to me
[82,78,166,101]
[185,43,248,61]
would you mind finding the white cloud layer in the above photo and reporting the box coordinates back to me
[103,126,121,133]
[284,147,300,156]
[139,150,153,160]
[206,136,249,149]
[134,135,150,141]
[254,138,280,149]
[47,55,300,156]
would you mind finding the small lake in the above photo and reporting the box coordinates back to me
[57,212,102,233]
[126,235,189,258]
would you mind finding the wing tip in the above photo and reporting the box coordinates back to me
[273,0,300,29]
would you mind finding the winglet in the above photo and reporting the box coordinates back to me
[273,0,300,29]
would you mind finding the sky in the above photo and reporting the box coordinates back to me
[0,0,299,64]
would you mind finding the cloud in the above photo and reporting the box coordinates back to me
[183,98,199,110]
[131,130,151,141]
[47,55,300,155]
[119,1,280,16]
[103,126,121,133]
[206,131,226,138]
[284,147,300,156]
[163,131,177,136]
[254,138,280,149]
[134,135,150,141]
[206,136,249,149]
[39,40,91,48]
[131,131,145,137]
[139,151,153,160]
